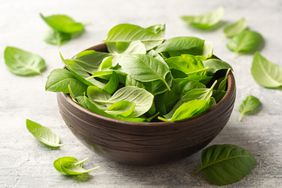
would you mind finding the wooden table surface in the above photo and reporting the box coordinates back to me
[0,0,281,187]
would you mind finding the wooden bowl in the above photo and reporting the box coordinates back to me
[57,44,236,165]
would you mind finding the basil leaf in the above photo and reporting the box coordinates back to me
[46,69,87,96]
[227,30,264,54]
[117,40,147,55]
[174,78,206,96]
[224,18,247,38]
[4,46,46,76]
[61,56,105,88]
[212,69,231,102]
[40,14,85,45]
[204,59,232,74]
[126,72,172,96]
[83,96,111,116]
[106,101,136,117]
[87,86,111,108]
[40,13,84,35]
[45,30,71,46]
[198,144,256,186]
[159,99,211,122]
[165,54,206,75]
[251,52,282,88]
[181,7,224,30]
[203,41,214,58]
[116,54,171,90]
[82,96,146,122]
[155,37,205,55]
[95,86,154,117]
[164,81,217,118]
[73,50,110,69]
[105,23,165,52]
[54,156,98,176]
[98,56,113,70]
[26,119,62,148]
[103,72,119,94]
[239,95,262,121]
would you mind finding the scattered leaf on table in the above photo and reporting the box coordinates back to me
[198,144,256,186]
[4,46,46,76]
[181,7,224,30]
[239,95,262,121]
[26,119,62,148]
[251,52,282,88]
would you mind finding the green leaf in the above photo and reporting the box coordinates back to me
[155,37,205,55]
[125,71,173,96]
[174,78,206,96]
[82,96,146,122]
[105,23,165,52]
[4,46,46,76]
[45,69,87,96]
[44,30,71,46]
[73,50,110,71]
[204,59,232,74]
[164,81,217,118]
[203,41,214,58]
[224,18,247,38]
[181,7,224,30]
[212,69,231,102]
[106,101,136,117]
[54,156,98,176]
[239,95,262,121]
[60,56,105,88]
[87,85,111,107]
[83,96,112,116]
[40,13,85,46]
[251,52,282,88]
[40,13,84,35]
[198,144,256,186]
[165,54,206,75]
[116,54,171,90]
[26,119,62,148]
[95,86,154,117]
[117,40,147,55]
[99,56,113,70]
[159,99,211,122]
[103,72,119,94]
[227,30,264,54]
[217,69,231,91]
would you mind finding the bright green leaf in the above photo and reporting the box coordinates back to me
[224,18,247,38]
[156,37,205,55]
[239,95,262,121]
[40,13,84,35]
[106,100,136,117]
[46,68,87,96]
[251,52,282,88]
[4,46,46,76]
[54,156,98,176]
[26,119,62,148]
[116,54,171,90]
[204,59,232,74]
[227,30,264,54]
[105,23,165,52]
[181,7,224,30]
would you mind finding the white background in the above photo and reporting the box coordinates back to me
[0,0,281,187]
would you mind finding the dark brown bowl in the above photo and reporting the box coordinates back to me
[57,43,236,165]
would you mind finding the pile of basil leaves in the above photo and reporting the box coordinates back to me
[46,23,232,123]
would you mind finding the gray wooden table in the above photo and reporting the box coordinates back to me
[1,0,282,187]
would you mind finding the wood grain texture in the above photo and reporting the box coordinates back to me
[0,0,282,187]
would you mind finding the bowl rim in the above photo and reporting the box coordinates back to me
[60,43,236,127]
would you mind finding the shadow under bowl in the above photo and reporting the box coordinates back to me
[57,43,236,165]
